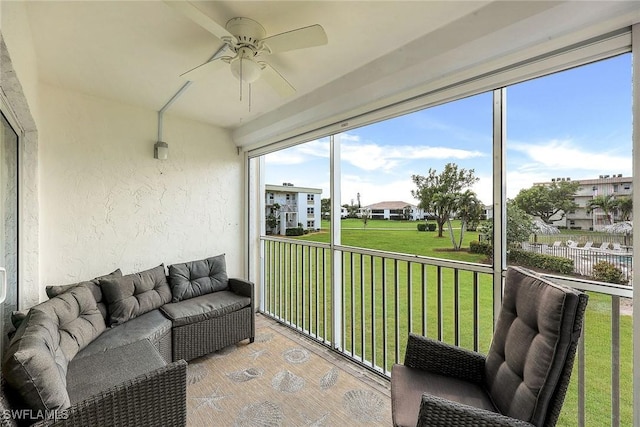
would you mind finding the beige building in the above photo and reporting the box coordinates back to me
[535,175,632,230]
[364,201,424,221]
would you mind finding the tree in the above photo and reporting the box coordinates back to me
[411,163,479,238]
[342,203,359,218]
[587,194,617,225]
[446,190,484,250]
[480,201,534,248]
[513,181,579,224]
[401,205,415,221]
[266,203,281,234]
[321,198,331,219]
[615,195,632,221]
[361,208,371,228]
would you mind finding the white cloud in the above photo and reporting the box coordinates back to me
[265,134,485,172]
[504,139,632,200]
[510,139,631,172]
[264,150,310,165]
[338,133,361,143]
[264,139,329,165]
[341,142,485,172]
[341,176,418,206]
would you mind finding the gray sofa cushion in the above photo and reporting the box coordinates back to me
[100,265,172,326]
[168,254,228,302]
[160,291,251,327]
[66,339,166,405]
[2,286,105,411]
[46,268,122,320]
[484,267,582,425]
[75,309,172,360]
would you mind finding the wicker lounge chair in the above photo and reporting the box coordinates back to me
[391,266,588,427]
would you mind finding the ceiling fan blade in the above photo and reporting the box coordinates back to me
[262,24,327,54]
[164,1,234,41]
[180,57,226,81]
[260,63,296,97]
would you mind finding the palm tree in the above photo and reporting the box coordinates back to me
[587,194,617,225]
[615,195,632,221]
[446,190,483,250]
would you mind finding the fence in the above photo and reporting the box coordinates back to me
[521,242,633,284]
[260,235,633,426]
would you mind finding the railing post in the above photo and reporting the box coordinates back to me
[492,88,507,325]
[330,134,342,350]
[632,23,640,427]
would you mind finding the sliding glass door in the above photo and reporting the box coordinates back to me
[0,111,18,355]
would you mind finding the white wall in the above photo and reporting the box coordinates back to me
[38,83,243,299]
[1,1,40,124]
[1,1,41,309]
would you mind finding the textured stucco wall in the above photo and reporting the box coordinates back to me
[38,83,243,296]
[1,0,41,310]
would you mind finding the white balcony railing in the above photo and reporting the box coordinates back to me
[260,236,632,427]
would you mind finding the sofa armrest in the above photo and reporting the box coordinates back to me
[404,333,485,384]
[35,360,187,427]
[417,394,535,427]
[229,278,254,300]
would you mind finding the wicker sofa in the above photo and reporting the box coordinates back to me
[0,254,254,427]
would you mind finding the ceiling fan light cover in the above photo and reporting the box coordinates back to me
[230,56,262,83]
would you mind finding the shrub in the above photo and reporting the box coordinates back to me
[508,249,574,274]
[427,223,436,231]
[469,241,492,255]
[417,223,427,232]
[592,261,628,285]
[285,227,304,236]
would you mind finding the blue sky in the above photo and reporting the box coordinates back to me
[265,53,632,207]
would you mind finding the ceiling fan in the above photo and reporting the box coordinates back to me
[166,1,328,99]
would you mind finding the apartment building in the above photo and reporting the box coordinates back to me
[265,183,322,234]
[535,174,632,230]
[364,201,424,221]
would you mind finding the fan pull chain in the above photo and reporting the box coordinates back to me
[239,56,243,102]
[249,83,252,112]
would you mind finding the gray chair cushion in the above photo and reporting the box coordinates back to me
[66,339,166,405]
[484,267,582,425]
[168,254,228,302]
[160,291,251,327]
[2,286,104,411]
[75,309,172,360]
[46,268,122,320]
[100,265,172,326]
[391,364,496,427]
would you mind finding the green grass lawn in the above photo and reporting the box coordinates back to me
[263,219,632,426]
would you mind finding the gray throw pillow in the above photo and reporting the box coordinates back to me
[45,269,122,320]
[10,309,28,329]
[100,264,172,326]
[168,254,228,302]
[3,285,105,411]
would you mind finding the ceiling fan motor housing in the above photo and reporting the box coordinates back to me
[226,17,266,49]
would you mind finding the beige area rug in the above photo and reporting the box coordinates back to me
[186,325,392,426]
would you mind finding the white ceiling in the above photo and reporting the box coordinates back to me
[16,1,640,140]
